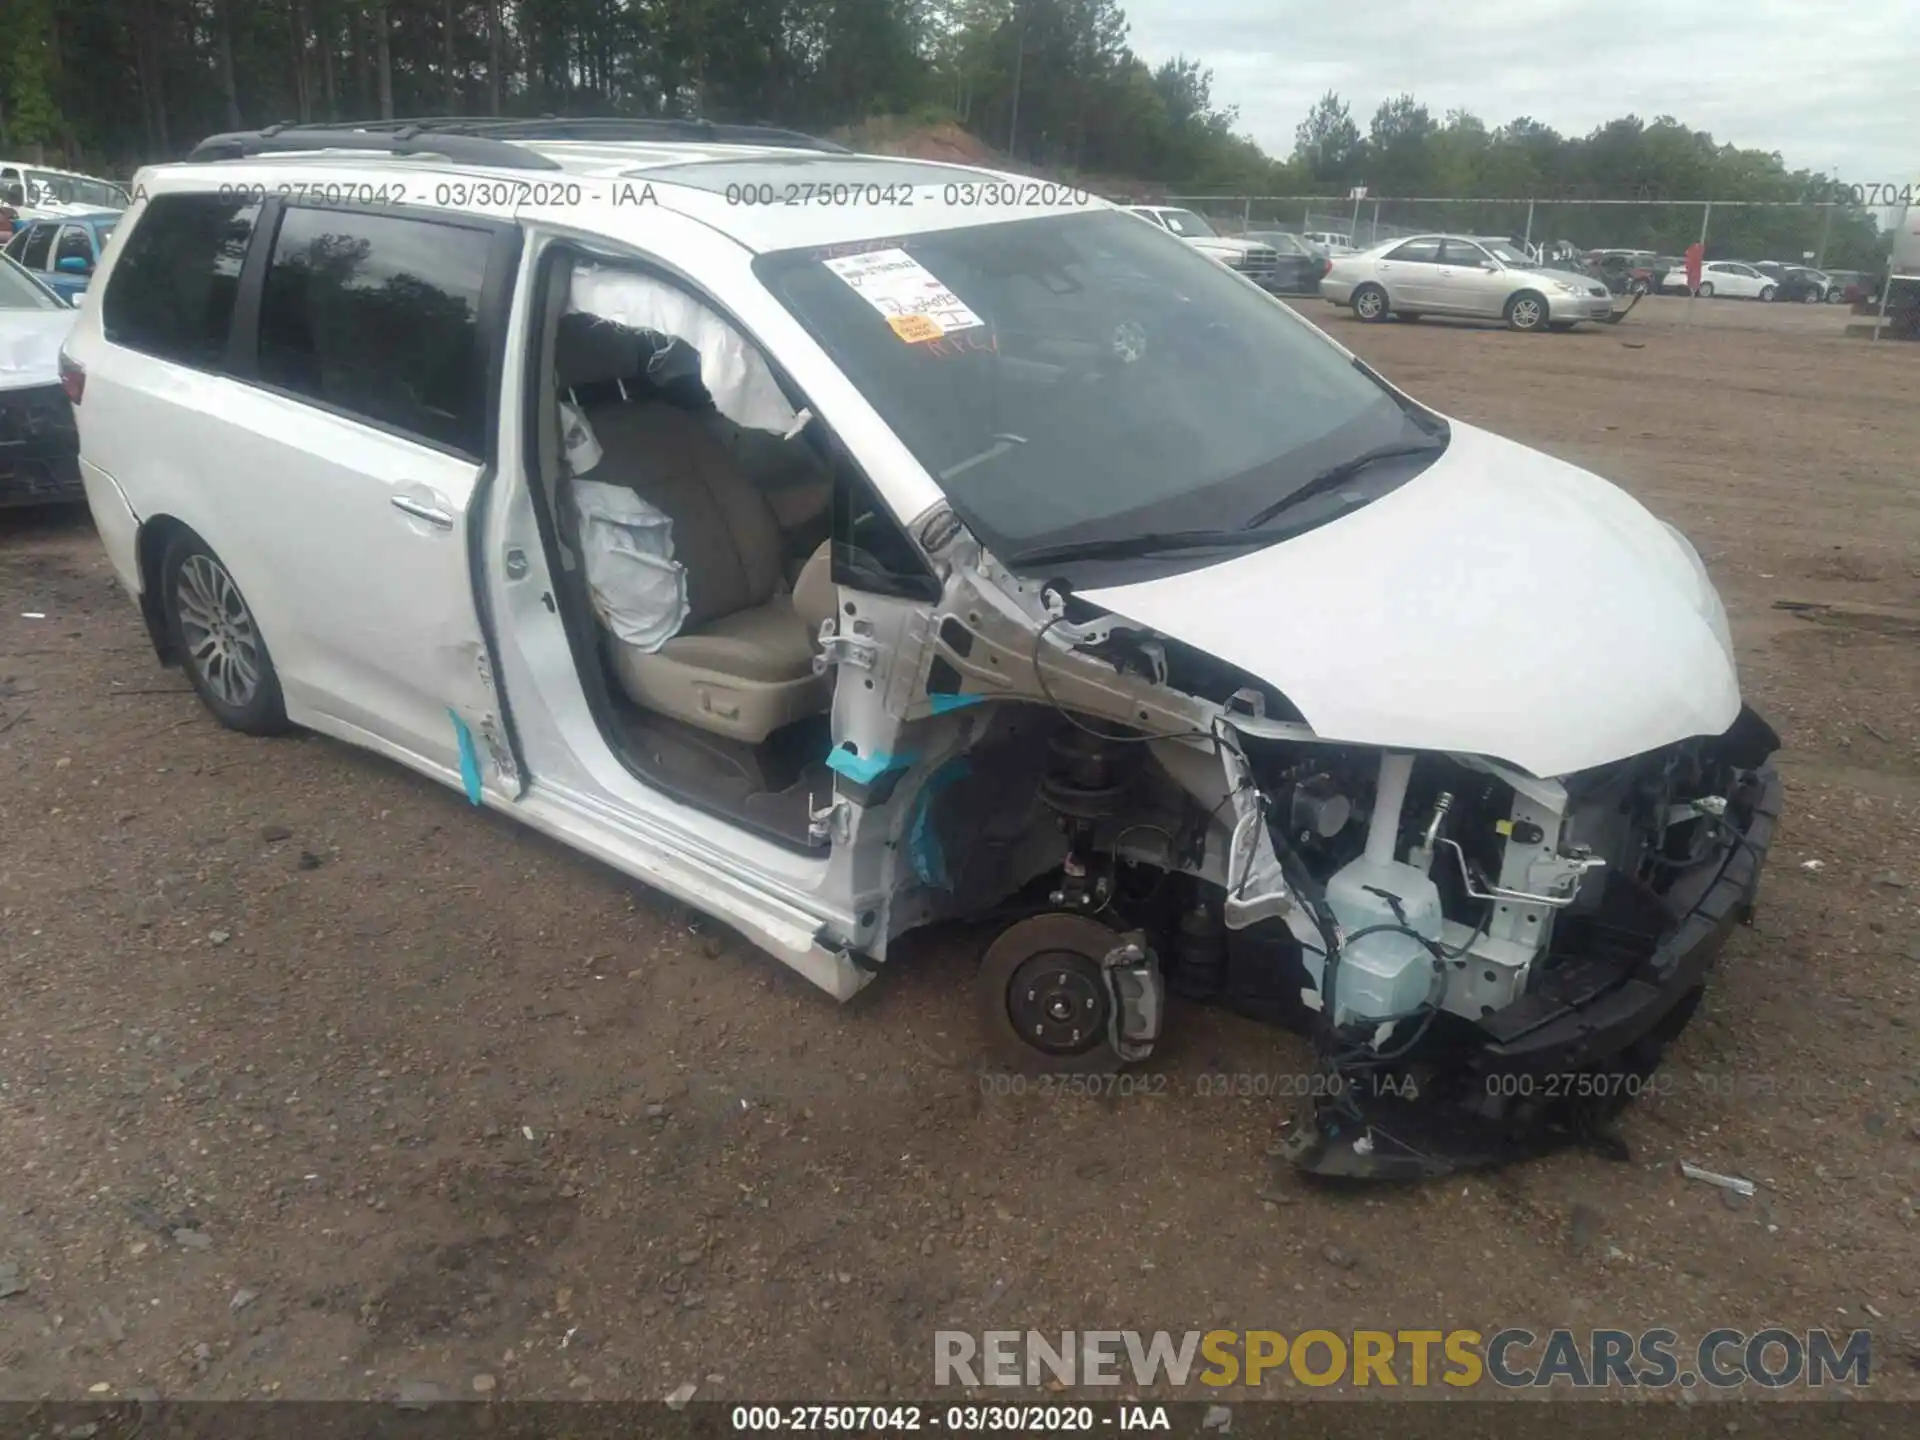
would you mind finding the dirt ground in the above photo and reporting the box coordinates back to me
[2,295,1917,1407]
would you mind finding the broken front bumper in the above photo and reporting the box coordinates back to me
[1282,761,1784,1180]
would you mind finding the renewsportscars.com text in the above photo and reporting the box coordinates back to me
[934,1328,1872,1389]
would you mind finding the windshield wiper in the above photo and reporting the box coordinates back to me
[1237,439,1448,532]
[1004,529,1285,569]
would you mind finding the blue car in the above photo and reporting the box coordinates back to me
[2,210,119,302]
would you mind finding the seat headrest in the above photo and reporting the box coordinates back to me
[556,313,650,389]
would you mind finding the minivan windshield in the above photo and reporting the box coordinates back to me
[755,210,1441,580]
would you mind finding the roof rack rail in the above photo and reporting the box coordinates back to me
[254,115,852,155]
[185,124,563,171]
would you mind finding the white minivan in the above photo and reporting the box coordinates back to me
[63,120,1781,1179]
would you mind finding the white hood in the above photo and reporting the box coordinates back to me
[0,310,75,391]
[1191,236,1259,259]
[1079,422,1741,778]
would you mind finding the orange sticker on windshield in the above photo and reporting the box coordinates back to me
[887,314,944,344]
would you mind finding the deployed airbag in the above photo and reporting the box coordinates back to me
[562,401,689,653]
[568,266,798,437]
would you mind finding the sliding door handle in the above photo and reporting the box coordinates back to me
[392,496,454,529]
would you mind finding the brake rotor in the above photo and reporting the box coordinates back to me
[977,913,1124,1074]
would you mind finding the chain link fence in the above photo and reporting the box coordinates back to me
[1151,196,1873,274]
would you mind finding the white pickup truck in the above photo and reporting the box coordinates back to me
[1124,205,1285,290]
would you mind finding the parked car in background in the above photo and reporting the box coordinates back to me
[1302,230,1355,255]
[1753,261,1828,302]
[1661,260,1776,299]
[4,210,118,302]
[1241,230,1332,293]
[0,162,130,223]
[1124,205,1287,289]
[1822,270,1873,305]
[1322,233,1616,331]
[0,252,80,508]
[1701,261,1779,299]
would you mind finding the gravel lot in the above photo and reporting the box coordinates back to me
[2,295,1917,1405]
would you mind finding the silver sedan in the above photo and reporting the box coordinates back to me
[1322,234,1617,332]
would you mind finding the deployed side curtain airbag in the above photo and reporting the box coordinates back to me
[567,265,798,437]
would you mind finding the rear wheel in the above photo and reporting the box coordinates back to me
[1801,288,1821,303]
[1697,281,1715,298]
[161,533,290,736]
[1351,283,1389,322]
[1504,290,1549,332]
[1627,278,1650,296]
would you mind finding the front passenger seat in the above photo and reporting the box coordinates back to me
[588,400,829,743]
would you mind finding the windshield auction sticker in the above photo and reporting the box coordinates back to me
[822,247,983,343]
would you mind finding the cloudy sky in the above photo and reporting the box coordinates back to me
[1125,0,1918,187]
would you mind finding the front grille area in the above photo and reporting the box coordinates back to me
[0,382,82,507]
[0,383,76,446]
[1233,246,1281,279]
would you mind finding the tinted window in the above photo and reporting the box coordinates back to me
[3,230,28,260]
[1386,238,1442,263]
[102,194,260,367]
[20,225,53,269]
[257,207,492,456]
[55,226,94,268]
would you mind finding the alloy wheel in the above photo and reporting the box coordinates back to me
[175,554,262,709]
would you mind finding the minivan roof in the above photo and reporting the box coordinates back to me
[137,129,1106,255]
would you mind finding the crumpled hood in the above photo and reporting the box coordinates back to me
[0,310,75,391]
[1078,421,1742,778]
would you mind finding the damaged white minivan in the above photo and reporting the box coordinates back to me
[64,121,1780,1178]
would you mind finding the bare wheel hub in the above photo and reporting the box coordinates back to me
[1008,951,1108,1054]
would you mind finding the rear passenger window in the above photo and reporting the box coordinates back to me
[1385,238,1441,264]
[256,207,492,457]
[19,225,53,269]
[101,194,260,367]
[55,227,94,269]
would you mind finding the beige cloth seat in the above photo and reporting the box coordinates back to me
[585,400,830,743]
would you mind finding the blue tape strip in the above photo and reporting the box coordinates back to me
[825,746,912,785]
[449,709,484,805]
[909,758,972,889]
[927,692,985,714]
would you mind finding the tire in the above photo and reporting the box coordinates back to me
[1758,284,1776,302]
[160,532,290,736]
[1801,288,1821,304]
[1504,290,1549,332]
[977,913,1126,1076]
[1350,283,1389,322]
[1697,281,1714,298]
[1628,278,1649,296]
